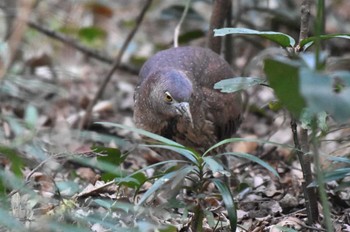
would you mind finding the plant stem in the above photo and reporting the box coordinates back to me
[315,0,325,70]
[191,163,205,231]
[313,1,333,229]
[192,203,204,231]
[311,120,333,232]
[291,119,318,224]
[174,0,191,47]
[298,0,310,49]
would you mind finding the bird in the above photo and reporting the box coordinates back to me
[133,46,242,157]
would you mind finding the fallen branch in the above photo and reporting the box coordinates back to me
[27,21,138,75]
[79,0,153,129]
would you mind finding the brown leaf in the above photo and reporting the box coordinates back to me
[76,167,100,184]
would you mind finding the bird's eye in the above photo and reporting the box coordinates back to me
[164,91,173,103]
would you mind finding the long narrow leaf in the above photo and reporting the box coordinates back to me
[203,157,230,176]
[137,166,194,205]
[143,144,198,163]
[308,168,350,187]
[327,156,350,164]
[203,137,294,157]
[96,122,184,147]
[214,77,268,93]
[223,152,280,178]
[265,58,306,117]
[300,33,350,50]
[0,208,26,231]
[214,27,295,48]
[115,160,188,183]
[211,179,237,232]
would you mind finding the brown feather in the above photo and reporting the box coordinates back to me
[133,46,242,156]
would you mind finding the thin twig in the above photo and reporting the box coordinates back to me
[79,0,153,129]
[297,0,311,51]
[1,0,35,80]
[174,0,191,47]
[207,0,231,53]
[313,1,333,230]
[291,119,318,224]
[27,21,138,75]
[8,153,68,198]
[290,0,320,225]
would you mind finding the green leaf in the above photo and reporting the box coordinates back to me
[56,181,80,196]
[94,199,133,213]
[78,26,106,43]
[144,144,198,163]
[96,122,184,147]
[92,145,126,166]
[204,137,294,157]
[214,77,267,93]
[299,52,328,70]
[137,166,194,205]
[264,58,306,117]
[0,42,9,67]
[115,172,147,189]
[178,30,205,44]
[300,33,350,51]
[93,198,114,209]
[96,122,200,163]
[325,168,350,181]
[0,146,23,177]
[300,108,328,132]
[204,210,216,228]
[299,68,350,122]
[336,181,350,190]
[48,221,102,232]
[24,105,38,129]
[0,169,24,195]
[4,116,25,137]
[0,208,26,231]
[161,5,203,21]
[114,160,188,189]
[158,224,178,232]
[78,130,125,148]
[328,156,350,164]
[223,152,280,178]
[211,179,237,232]
[214,27,295,48]
[203,157,230,176]
[72,156,125,179]
[268,100,283,112]
[309,168,350,187]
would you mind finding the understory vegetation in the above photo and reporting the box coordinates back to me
[1,0,350,231]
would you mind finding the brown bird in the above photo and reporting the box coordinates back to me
[133,46,242,156]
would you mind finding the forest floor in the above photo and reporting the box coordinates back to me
[1,0,350,231]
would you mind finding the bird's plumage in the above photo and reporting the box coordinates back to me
[133,46,242,154]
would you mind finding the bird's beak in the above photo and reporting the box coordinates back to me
[175,102,194,128]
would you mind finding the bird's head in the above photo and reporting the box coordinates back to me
[147,69,194,127]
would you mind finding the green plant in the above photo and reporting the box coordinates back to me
[97,122,280,232]
[213,1,350,231]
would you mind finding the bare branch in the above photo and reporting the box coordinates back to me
[27,21,138,75]
[297,0,311,51]
[79,0,153,129]
[1,0,35,80]
[207,0,231,54]
[174,0,191,47]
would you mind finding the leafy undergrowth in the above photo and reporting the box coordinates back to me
[1,78,350,231]
[1,54,350,231]
[2,1,350,231]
